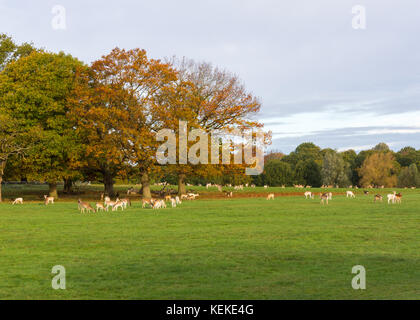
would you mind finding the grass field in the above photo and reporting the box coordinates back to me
[0,185,419,299]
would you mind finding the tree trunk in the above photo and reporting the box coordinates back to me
[0,174,3,203]
[178,173,186,196]
[49,182,58,198]
[141,172,151,199]
[104,171,115,197]
[0,160,4,202]
[63,178,73,194]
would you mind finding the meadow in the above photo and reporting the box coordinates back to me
[0,184,419,299]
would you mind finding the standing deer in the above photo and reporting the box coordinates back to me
[44,195,54,205]
[374,195,383,202]
[320,193,329,205]
[387,191,396,204]
[78,199,95,213]
[112,200,125,211]
[394,193,402,204]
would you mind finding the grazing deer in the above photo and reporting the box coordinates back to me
[225,191,233,198]
[170,198,177,208]
[394,193,402,204]
[267,193,275,200]
[374,194,383,202]
[304,191,314,199]
[175,196,182,205]
[120,198,131,209]
[160,200,167,208]
[264,185,268,189]
[364,191,369,195]
[12,198,23,205]
[142,199,152,208]
[320,193,329,205]
[180,194,188,200]
[387,191,396,204]
[96,202,106,211]
[164,195,172,201]
[105,198,118,211]
[78,199,95,213]
[112,200,125,211]
[346,191,356,198]
[44,195,54,205]
[187,193,199,200]
[153,201,162,209]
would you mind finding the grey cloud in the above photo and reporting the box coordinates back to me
[271,126,420,153]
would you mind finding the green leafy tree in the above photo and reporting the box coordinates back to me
[0,33,35,71]
[261,160,293,186]
[0,51,85,197]
[398,164,420,188]
[396,147,420,168]
[340,149,358,186]
[321,151,351,187]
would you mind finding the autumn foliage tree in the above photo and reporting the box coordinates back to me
[161,57,266,194]
[70,48,180,197]
[358,152,398,187]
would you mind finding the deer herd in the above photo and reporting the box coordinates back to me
[7,185,407,212]
[300,189,403,205]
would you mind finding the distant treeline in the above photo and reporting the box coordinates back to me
[250,142,420,188]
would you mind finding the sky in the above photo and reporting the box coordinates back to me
[1,0,419,154]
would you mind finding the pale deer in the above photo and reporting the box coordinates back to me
[120,198,131,209]
[160,200,167,208]
[44,195,54,205]
[153,201,162,209]
[105,198,118,211]
[112,200,125,211]
[304,191,314,199]
[346,191,356,198]
[387,192,396,204]
[142,199,152,208]
[96,202,106,212]
[12,198,23,205]
[267,193,275,200]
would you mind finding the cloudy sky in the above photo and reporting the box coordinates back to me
[1,0,419,153]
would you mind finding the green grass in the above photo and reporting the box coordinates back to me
[0,187,419,299]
